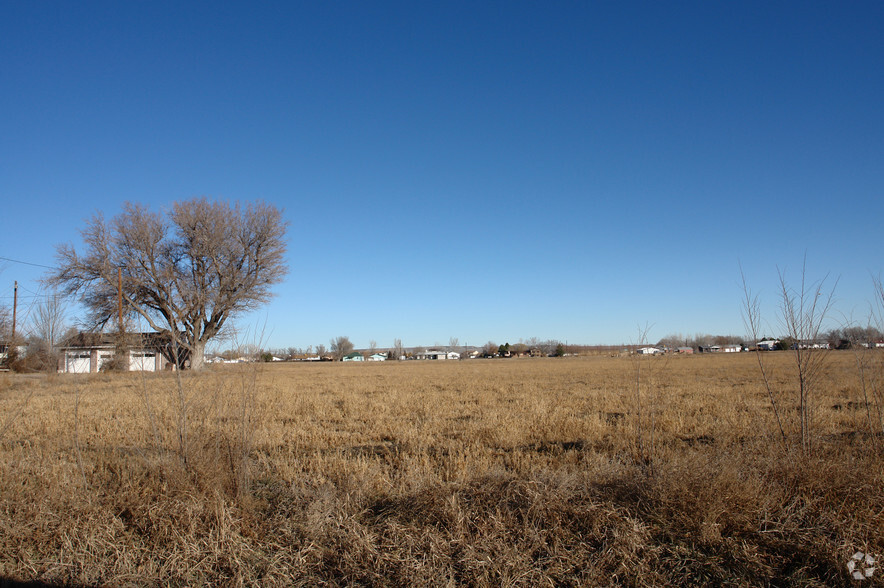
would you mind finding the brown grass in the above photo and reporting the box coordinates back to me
[1,353,882,586]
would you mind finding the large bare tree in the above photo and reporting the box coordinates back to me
[49,198,288,370]
[330,335,354,361]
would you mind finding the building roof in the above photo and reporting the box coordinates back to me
[60,331,176,349]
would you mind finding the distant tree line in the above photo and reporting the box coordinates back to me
[655,327,884,352]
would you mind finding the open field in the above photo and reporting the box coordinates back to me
[1,353,882,586]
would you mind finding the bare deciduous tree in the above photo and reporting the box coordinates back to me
[741,260,836,453]
[31,292,68,350]
[778,262,836,453]
[0,304,10,341]
[20,292,70,371]
[48,198,288,370]
[741,267,787,447]
[0,305,12,371]
[392,338,403,361]
[330,335,354,361]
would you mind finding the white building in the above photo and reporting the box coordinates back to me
[636,347,663,355]
[796,341,830,350]
[58,332,173,373]
[415,349,460,360]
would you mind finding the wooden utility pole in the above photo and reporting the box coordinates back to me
[118,267,123,333]
[11,280,17,339]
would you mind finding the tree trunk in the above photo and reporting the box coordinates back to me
[190,339,206,371]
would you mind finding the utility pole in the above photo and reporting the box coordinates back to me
[118,267,123,333]
[11,280,17,340]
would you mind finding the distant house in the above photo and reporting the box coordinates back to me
[636,347,663,355]
[414,349,459,360]
[676,347,694,354]
[757,340,779,351]
[698,344,742,353]
[795,340,830,350]
[342,352,364,362]
[368,352,387,361]
[58,332,174,373]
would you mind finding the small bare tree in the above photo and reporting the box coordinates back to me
[741,267,787,446]
[629,323,662,466]
[48,198,288,370]
[778,262,836,452]
[392,338,403,361]
[0,305,10,340]
[0,304,11,370]
[852,275,884,445]
[741,260,836,453]
[24,292,69,371]
[842,315,884,448]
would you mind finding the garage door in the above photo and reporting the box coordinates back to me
[97,352,114,371]
[66,352,91,373]
[130,351,157,371]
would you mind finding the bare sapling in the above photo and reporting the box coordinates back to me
[630,323,661,466]
[73,379,89,490]
[741,260,836,453]
[171,338,190,468]
[740,266,787,447]
[846,324,883,449]
[872,277,884,438]
[135,349,163,453]
[850,276,884,447]
[778,261,836,453]
[230,353,259,500]
[222,325,266,500]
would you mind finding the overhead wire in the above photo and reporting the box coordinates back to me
[0,256,58,270]
[0,256,73,340]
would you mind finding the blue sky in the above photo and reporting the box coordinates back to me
[2,1,882,350]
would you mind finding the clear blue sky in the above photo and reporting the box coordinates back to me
[2,1,882,350]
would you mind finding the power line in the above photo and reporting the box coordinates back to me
[0,256,58,270]
[0,294,56,300]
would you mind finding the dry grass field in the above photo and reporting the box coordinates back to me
[1,352,882,586]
